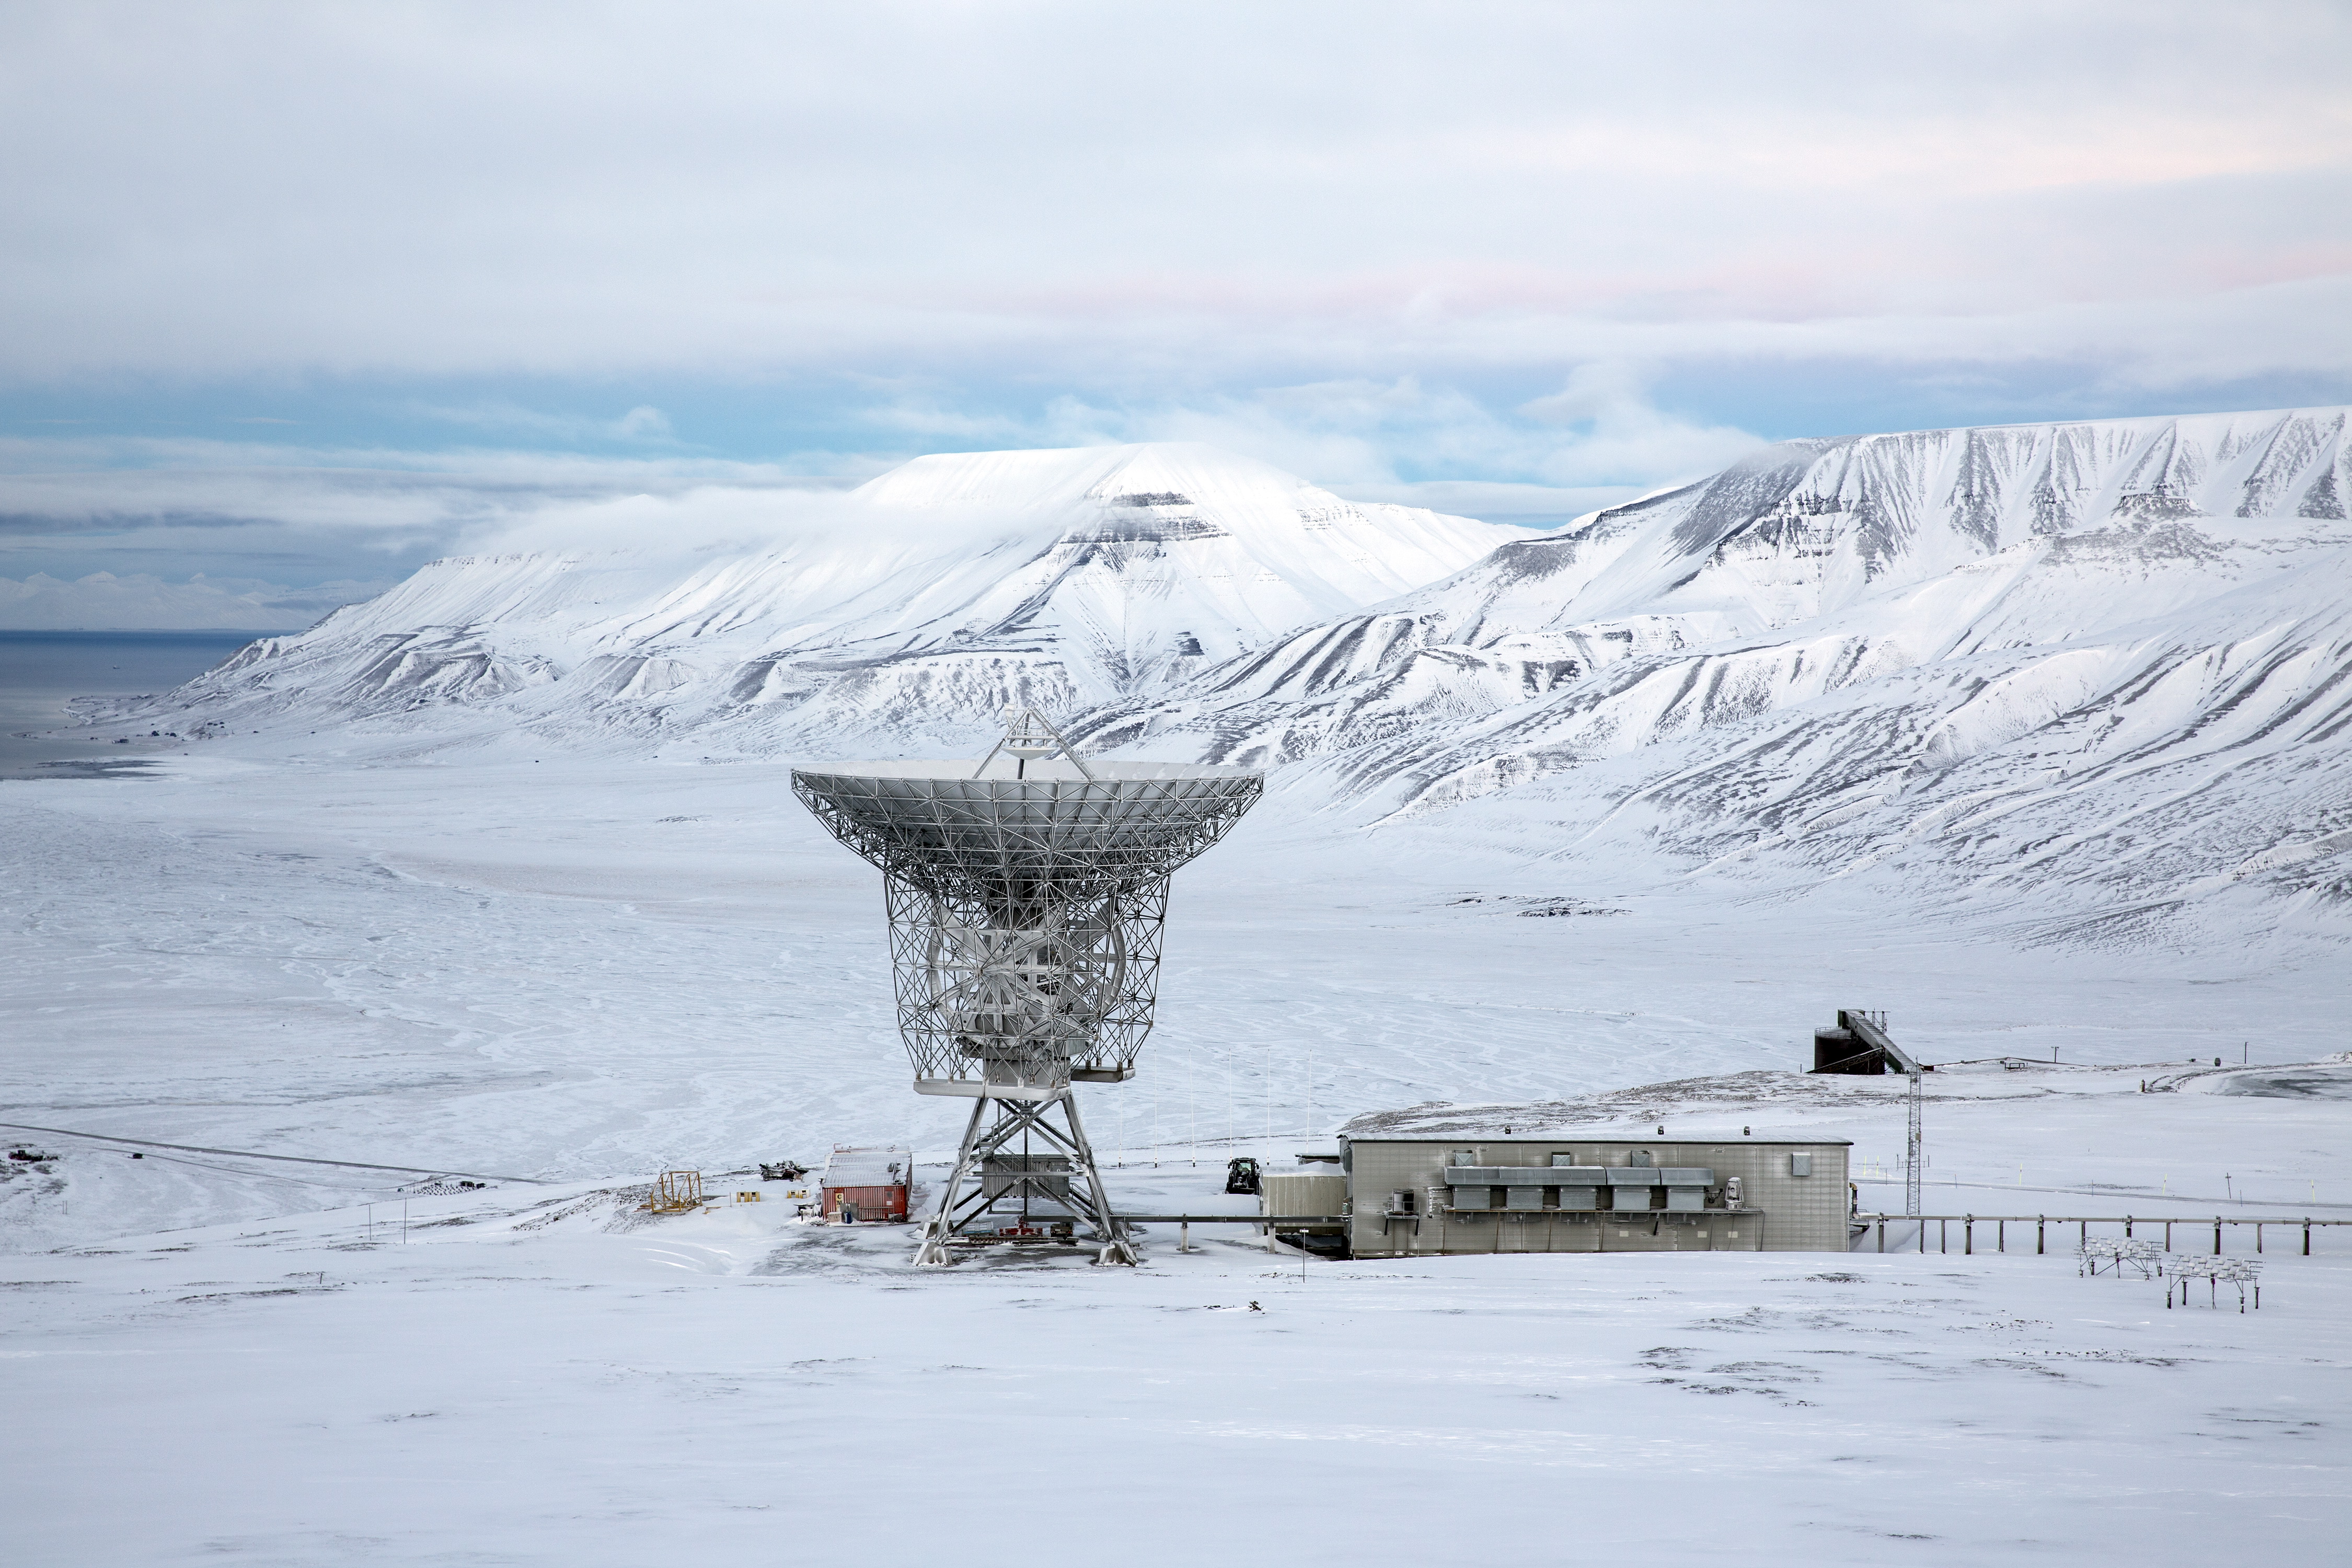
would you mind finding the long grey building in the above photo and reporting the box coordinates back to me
[1335,1133,1853,1256]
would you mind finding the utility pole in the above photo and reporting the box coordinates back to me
[1905,1069,1923,1218]
[1842,1009,1923,1219]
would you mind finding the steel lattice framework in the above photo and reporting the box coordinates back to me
[793,759,1261,1099]
[793,730,1262,1264]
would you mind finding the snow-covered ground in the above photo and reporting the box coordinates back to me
[4,746,2347,1562]
[5,415,2348,1560]
[3,747,2345,1246]
[4,1163,2344,1565]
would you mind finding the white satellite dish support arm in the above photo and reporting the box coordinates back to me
[972,706,1099,781]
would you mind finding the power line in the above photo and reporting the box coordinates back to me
[0,1121,548,1184]
[130,1149,392,1192]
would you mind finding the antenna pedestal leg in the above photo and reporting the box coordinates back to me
[915,1088,1134,1265]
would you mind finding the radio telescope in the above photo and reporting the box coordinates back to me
[793,709,1263,1264]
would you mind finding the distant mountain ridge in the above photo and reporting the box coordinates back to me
[1072,408,2350,769]
[122,442,1514,753]
[1065,407,2352,947]
[101,410,2352,948]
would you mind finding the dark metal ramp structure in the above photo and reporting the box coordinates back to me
[1811,1008,1927,1218]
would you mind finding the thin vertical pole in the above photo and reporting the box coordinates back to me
[2305,1219,2312,1256]
[2214,1217,2222,1255]
[1964,1217,1973,1255]
[1876,1219,1885,1253]
[2037,1216,2045,1255]
[1904,1071,1922,1218]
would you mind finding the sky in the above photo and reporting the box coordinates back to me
[3,1,2349,627]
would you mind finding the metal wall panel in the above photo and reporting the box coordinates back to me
[1342,1136,1851,1255]
[1261,1172,1345,1225]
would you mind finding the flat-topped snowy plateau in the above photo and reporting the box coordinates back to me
[111,442,1511,754]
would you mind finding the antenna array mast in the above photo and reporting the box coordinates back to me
[794,708,1262,1264]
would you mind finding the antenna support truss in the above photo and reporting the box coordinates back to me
[793,714,1262,1263]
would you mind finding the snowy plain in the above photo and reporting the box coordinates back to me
[5,420,2350,1562]
[5,1175,2345,1567]
[3,743,2346,1564]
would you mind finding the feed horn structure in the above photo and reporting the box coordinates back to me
[793,709,1262,1264]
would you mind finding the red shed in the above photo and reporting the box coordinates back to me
[820,1145,910,1224]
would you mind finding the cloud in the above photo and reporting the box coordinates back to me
[407,401,681,444]
[454,483,1044,562]
[0,570,389,631]
[0,433,844,536]
[1325,479,1639,528]
[0,1,2339,407]
[1514,364,1766,485]
[869,374,1767,507]
[0,434,870,605]
[0,372,1769,598]
[0,2,2341,607]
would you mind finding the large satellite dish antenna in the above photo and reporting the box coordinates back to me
[793,707,1263,1263]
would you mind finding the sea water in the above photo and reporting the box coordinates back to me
[0,630,268,777]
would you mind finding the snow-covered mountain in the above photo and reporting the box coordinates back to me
[100,410,2352,945]
[129,443,1514,752]
[1066,408,2352,942]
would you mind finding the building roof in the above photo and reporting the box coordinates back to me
[821,1145,912,1186]
[1343,1132,1853,1147]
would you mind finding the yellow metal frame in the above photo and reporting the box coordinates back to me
[647,1170,705,1213]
